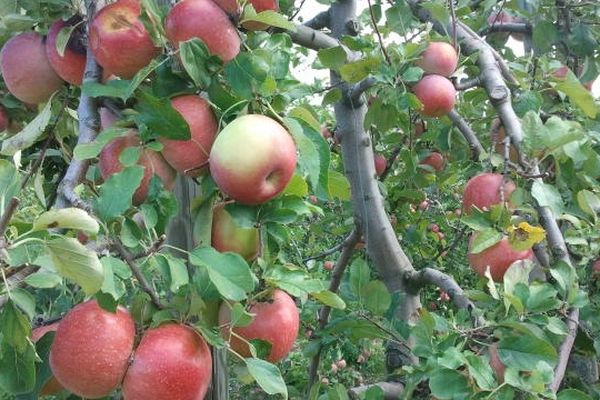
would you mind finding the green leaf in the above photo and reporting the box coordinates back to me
[557,389,593,400]
[0,302,31,352]
[242,10,295,30]
[568,23,597,57]
[94,166,144,220]
[180,38,221,88]
[317,47,347,71]
[428,368,471,399]
[361,280,391,315]
[32,208,99,235]
[9,288,35,320]
[498,334,558,371]
[244,358,288,399]
[134,91,191,140]
[465,354,496,390]
[55,24,76,57]
[532,20,558,54]
[189,247,255,301]
[73,127,130,161]
[0,339,36,394]
[577,190,600,221]
[225,52,268,99]
[0,159,19,215]
[163,254,189,292]
[46,237,104,296]
[1,97,53,155]
[554,72,599,118]
[229,302,255,327]
[311,290,346,309]
[82,80,130,100]
[282,174,308,197]
[100,256,124,300]
[421,2,450,25]
[469,229,502,254]
[322,87,342,106]
[327,319,388,340]
[339,57,381,84]
[531,181,564,218]
[23,271,62,289]
[327,170,350,201]
[349,258,370,298]
[265,268,327,297]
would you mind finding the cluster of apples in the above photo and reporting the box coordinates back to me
[412,41,458,118]
[463,172,533,282]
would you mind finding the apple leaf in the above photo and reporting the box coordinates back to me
[428,369,471,399]
[317,47,347,71]
[553,71,599,118]
[0,338,36,394]
[465,354,496,390]
[557,389,593,400]
[469,229,502,254]
[244,358,288,399]
[32,208,99,235]
[361,280,391,315]
[23,271,62,289]
[1,96,53,156]
[0,159,19,213]
[497,334,557,371]
[242,10,295,31]
[55,24,76,57]
[506,222,546,251]
[82,79,130,100]
[339,57,381,84]
[327,170,350,201]
[73,127,131,161]
[577,190,600,222]
[0,301,31,352]
[180,38,222,89]
[349,258,370,298]
[225,52,268,99]
[264,267,327,297]
[94,166,144,220]
[312,290,346,310]
[134,90,191,141]
[46,237,104,296]
[531,181,565,218]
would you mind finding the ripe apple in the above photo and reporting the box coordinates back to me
[165,0,240,63]
[122,323,212,400]
[209,114,297,205]
[419,151,445,172]
[418,200,429,211]
[413,75,456,117]
[50,300,135,398]
[242,0,280,31]
[0,106,8,132]
[99,131,177,205]
[416,42,458,77]
[374,153,387,177]
[323,260,334,270]
[219,289,299,362]
[32,322,64,396]
[212,0,241,15]
[488,343,506,383]
[89,0,160,79]
[212,202,259,261]
[467,233,533,282]
[159,95,218,176]
[428,223,440,233]
[321,125,332,139]
[0,32,64,104]
[462,172,516,214]
[46,18,86,85]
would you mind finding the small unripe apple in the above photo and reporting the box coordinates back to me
[122,324,212,400]
[46,18,86,85]
[419,151,445,172]
[462,172,516,214]
[212,202,259,261]
[374,153,387,177]
[219,289,299,362]
[418,200,429,211]
[436,231,445,241]
[323,260,334,271]
[308,195,318,204]
[209,114,297,205]
[320,377,330,385]
[416,42,458,77]
[50,300,135,398]
[321,125,332,139]
[330,363,338,374]
[0,32,64,104]
[428,223,440,233]
[336,359,347,369]
[591,259,600,278]
[467,233,533,282]
[413,75,456,117]
[89,0,161,79]
[0,106,8,132]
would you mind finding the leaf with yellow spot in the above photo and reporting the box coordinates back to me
[507,222,546,251]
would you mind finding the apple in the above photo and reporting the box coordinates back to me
[99,107,119,129]
[50,300,135,398]
[46,18,86,85]
[419,151,445,172]
[321,125,332,139]
[31,322,64,396]
[308,195,318,204]
[219,289,299,362]
[467,233,533,282]
[323,260,334,270]
[374,153,387,176]
[462,172,516,214]
[414,119,427,138]
[89,0,160,79]
[416,42,458,77]
[418,200,429,211]
[0,106,8,132]
[591,259,600,278]
[553,65,596,92]
[0,32,64,104]
[488,343,506,383]
[213,0,241,15]
[428,223,440,233]
[413,75,456,117]
[165,0,240,63]
[336,359,347,369]
[209,114,297,205]
[212,202,260,261]
[99,131,177,205]
[122,323,212,400]
[242,0,280,31]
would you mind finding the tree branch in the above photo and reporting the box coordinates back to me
[483,22,531,35]
[549,308,580,392]
[447,110,485,160]
[303,228,359,262]
[0,266,39,308]
[455,76,481,90]
[348,382,404,399]
[287,24,339,51]
[348,77,377,103]
[304,10,330,29]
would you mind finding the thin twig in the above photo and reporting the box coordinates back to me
[367,0,391,65]
[549,308,580,392]
[303,228,359,262]
[0,266,39,308]
[447,110,485,160]
[455,77,481,90]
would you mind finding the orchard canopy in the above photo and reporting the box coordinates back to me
[0,0,600,399]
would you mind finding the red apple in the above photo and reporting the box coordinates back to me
[212,202,260,261]
[122,323,212,400]
[416,42,458,77]
[46,18,86,85]
[308,195,318,204]
[463,172,516,214]
[428,223,440,233]
[0,106,8,132]
[209,114,297,205]
[488,343,506,383]
[159,95,218,176]
[242,0,280,31]
[165,0,240,63]
[99,107,119,130]
[413,75,456,117]
[89,0,160,79]
[467,234,533,282]
[419,151,445,172]
[374,153,387,177]
[418,200,429,211]
[99,131,177,205]
[0,32,64,104]
[213,0,241,15]
[487,10,513,26]
[321,125,332,139]
[219,289,299,362]
[591,259,600,278]
[50,300,135,398]
[323,260,334,270]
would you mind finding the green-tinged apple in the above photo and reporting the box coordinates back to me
[413,75,456,117]
[416,42,458,77]
[122,324,212,400]
[89,0,160,79]
[488,343,506,383]
[0,106,8,132]
[99,131,176,205]
[419,151,445,172]
[219,289,299,362]
[0,32,64,104]
[374,153,387,177]
[32,322,64,396]
[159,95,218,176]
[209,114,297,205]
[46,18,86,85]
[165,0,240,63]
[242,0,280,31]
[50,300,135,398]
[463,172,516,214]
[467,233,533,282]
[212,202,259,261]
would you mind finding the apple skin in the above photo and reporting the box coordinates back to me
[99,131,177,205]
[419,151,445,172]
[323,260,334,271]
[209,114,297,205]
[49,300,135,399]
[212,202,260,261]
[413,75,456,117]
[159,95,218,176]
[467,234,533,282]
[89,0,160,79]
[488,343,506,384]
[46,19,86,85]
[242,0,280,31]
[212,0,241,15]
[122,323,212,400]
[0,32,64,105]
[374,153,387,176]
[0,106,8,132]
[219,289,299,362]
[416,42,458,77]
[462,172,516,214]
[165,0,240,63]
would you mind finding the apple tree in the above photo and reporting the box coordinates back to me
[0,0,599,399]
